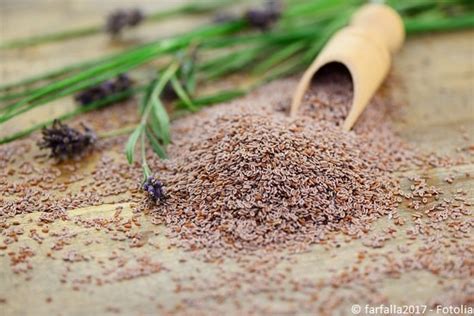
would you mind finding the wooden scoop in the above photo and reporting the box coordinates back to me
[290,4,405,130]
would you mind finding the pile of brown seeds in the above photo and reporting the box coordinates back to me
[143,69,421,253]
[152,113,399,252]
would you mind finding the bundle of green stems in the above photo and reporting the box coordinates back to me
[0,0,473,177]
[0,0,239,49]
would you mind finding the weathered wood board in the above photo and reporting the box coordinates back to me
[0,1,473,315]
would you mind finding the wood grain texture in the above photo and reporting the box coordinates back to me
[0,1,473,315]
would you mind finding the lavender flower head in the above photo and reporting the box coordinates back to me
[245,0,282,30]
[105,8,144,36]
[74,74,133,106]
[143,177,165,201]
[38,120,96,161]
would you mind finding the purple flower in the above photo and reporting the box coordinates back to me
[143,177,165,201]
[74,74,133,106]
[245,0,281,30]
[105,8,145,36]
[38,120,96,161]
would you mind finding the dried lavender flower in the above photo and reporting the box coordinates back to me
[38,120,96,161]
[127,9,144,26]
[143,177,165,201]
[105,10,128,36]
[113,74,133,92]
[105,8,144,36]
[74,74,133,106]
[245,0,281,30]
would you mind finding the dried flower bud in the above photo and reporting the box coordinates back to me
[38,120,96,161]
[245,0,281,30]
[143,177,165,201]
[113,74,133,92]
[105,8,145,36]
[127,9,144,26]
[75,74,133,106]
[105,10,129,36]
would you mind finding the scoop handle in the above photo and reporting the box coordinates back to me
[290,4,405,131]
[350,3,405,54]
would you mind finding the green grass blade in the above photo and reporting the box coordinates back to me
[144,62,179,145]
[202,46,263,79]
[0,0,240,50]
[141,133,152,179]
[125,124,144,164]
[176,89,247,109]
[0,56,153,119]
[146,128,167,159]
[252,41,307,75]
[170,75,196,111]
[0,87,143,144]
[0,26,100,50]
[150,98,170,145]
[1,21,245,121]
[405,13,474,33]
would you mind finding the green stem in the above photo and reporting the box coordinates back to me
[142,62,180,125]
[0,0,239,50]
[141,133,152,179]
[252,41,307,75]
[0,86,144,144]
[0,58,104,93]
[147,0,238,21]
[0,51,163,120]
[0,20,246,121]
[1,0,473,150]
[405,14,474,33]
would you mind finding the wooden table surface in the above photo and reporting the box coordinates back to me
[0,1,473,315]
